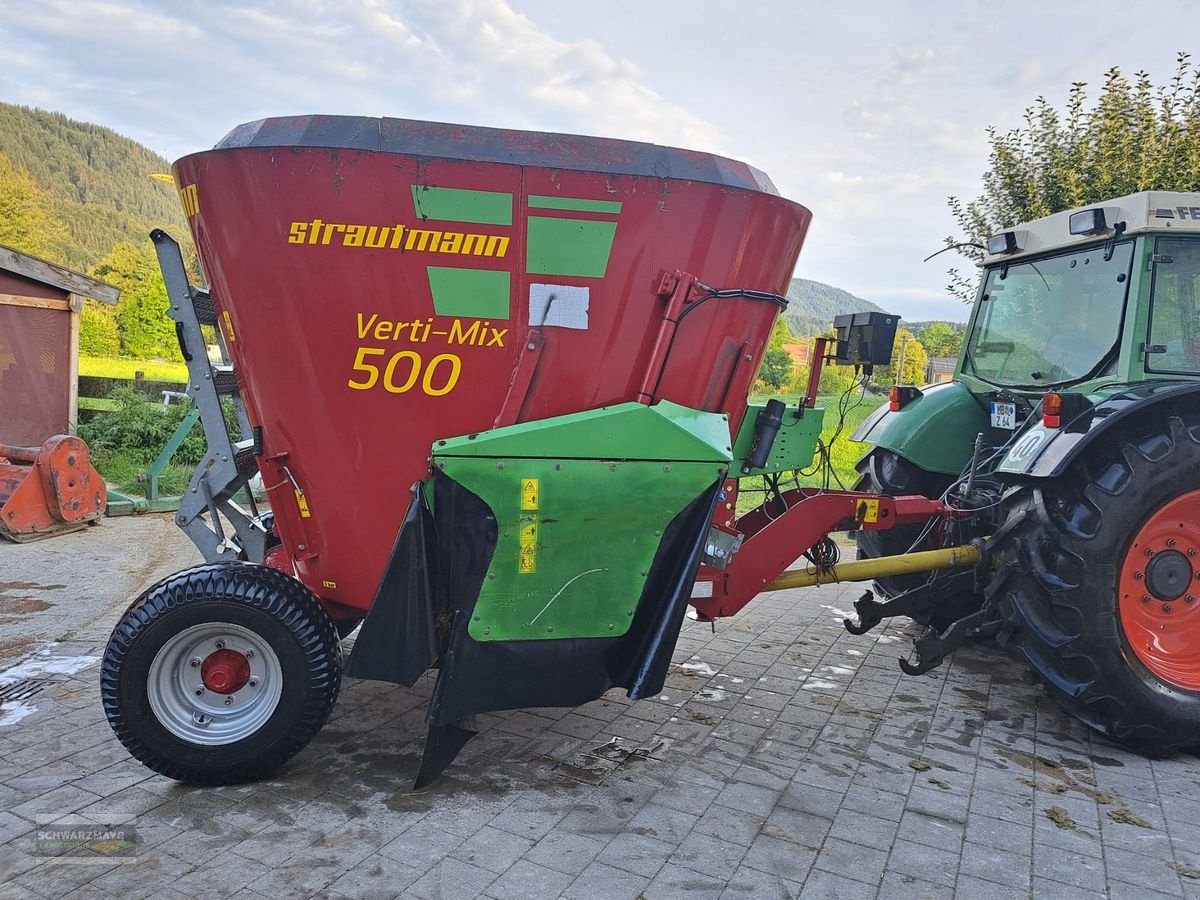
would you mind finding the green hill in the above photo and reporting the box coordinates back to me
[0,102,187,271]
[783,278,888,337]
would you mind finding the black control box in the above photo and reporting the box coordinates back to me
[831,311,898,369]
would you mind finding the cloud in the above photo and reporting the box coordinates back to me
[0,0,724,160]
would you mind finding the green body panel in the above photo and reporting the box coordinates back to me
[526,216,618,278]
[410,186,513,225]
[851,381,988,476]
[437,456,717,642]
[731,403,825,476]
[426,266,511,319]
[436,400,733,463]
[528,195,623,214]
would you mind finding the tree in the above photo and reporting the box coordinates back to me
[877,329,928,386]
[916,321,962,358]
[946,52,1200,300]
[91,242,180,360]
[0,153,64,258]
[757,349,793,391]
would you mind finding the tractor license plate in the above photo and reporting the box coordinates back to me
[990,401,1017,430]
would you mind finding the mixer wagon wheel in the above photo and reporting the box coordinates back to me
[100,562,342,784]
[992,413,1200,755]
[854,449,981,630]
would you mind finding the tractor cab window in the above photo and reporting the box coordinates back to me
[1147,237,1200,375]
[965,241,1133,389]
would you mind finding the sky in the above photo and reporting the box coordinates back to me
[1,0,1196,322]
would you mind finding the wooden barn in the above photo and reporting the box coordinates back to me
[0,245,119,445]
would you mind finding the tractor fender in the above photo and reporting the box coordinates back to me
[851,380,989,477]
[996,380,1200,478]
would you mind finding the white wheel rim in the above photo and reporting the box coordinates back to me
[147,622,284,746]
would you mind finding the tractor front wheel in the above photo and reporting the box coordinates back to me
[100,562,342,784]
[992,414,1200,754]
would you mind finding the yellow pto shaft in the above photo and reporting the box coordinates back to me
[764,543,983,592]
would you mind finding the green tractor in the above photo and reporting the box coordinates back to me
[853,191,1200,754]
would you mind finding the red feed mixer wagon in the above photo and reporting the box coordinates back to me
[100,116,976,786]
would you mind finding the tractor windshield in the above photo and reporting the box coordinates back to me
[964,241,1134,389]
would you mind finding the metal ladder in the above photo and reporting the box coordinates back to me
[152,229,271,563]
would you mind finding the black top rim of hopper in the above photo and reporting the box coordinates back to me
[212,115,781,196]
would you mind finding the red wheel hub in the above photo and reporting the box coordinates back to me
[200,649,251,694]
[1119,490,1200,690]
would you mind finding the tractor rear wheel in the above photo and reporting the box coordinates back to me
[100,562,342,784]
[991,414,1200,754]
[854,449,979,630]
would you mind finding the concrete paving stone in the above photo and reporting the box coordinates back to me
[957,842,1031,891]
[12,859,129,900]
[897,809,965,854]
[962,811,1032,856]
[713,780,780,818]
[839,783,908,822]
[10,785,102,822]
[877,871,955,899]
[561,860,651,900]
[626,802,701,845]
[887,838,960,888]
[450,824,536,875]
[244,856,347,899]
[1033,842,1108,893]
[812,835,888,885]
[1104,845,1186,896]
[325,851,423,899]
[643,861,725,899]
[760,804,832,852]
[740,833,817,883]
[1032,815,1104,859]
[670,829,749,881]
[89,850,193,900]
[523,828,607,876]
[486,797,570,842]
[404,856,498,900]
[797,867,877,899]
[952,873,1028,899]
[827,806,899,851]
[649,778,720,817]
[594,830,676,878]
[967,786,1035,824]
[1030,877,1107,899]
[691,804,765,848]
[378,821,465,868]
[0,844,40,883]
[717,865,801,899]
[905,785,970,824]
[1108,880,1186,900]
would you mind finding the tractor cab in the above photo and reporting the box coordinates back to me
[960,191,1200,398]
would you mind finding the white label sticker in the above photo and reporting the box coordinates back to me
[529,283,589,330]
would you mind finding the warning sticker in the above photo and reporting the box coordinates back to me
[857,498,879,524]
[518,518,538,574]
[521,478,539,511]
[295,490,312,518]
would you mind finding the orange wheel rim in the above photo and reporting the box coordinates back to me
[1119,489,1200,690]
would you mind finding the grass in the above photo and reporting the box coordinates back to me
[91,449,195,496]
[80,355,188,383]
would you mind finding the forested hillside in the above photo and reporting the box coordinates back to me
[783,278,886,336]
[0,103,186,271]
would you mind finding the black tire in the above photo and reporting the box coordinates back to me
[990,413,1200,755]
[100,562,342,784]
[854,449,980,630]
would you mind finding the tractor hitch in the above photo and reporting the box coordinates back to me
[898,608,1003,676]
